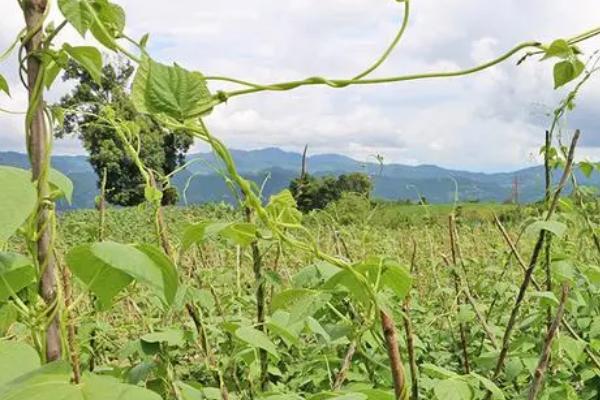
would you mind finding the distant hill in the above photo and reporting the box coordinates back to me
[1,148,597,209]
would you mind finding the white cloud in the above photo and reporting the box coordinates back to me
[1,0,600,172]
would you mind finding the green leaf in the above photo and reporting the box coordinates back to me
[457,304,476,323]
[63,44,103,84]
[0,167,36,243]
[267,311,301,346]
[134,244,179,304]
[0,253,36,302]
[559,336,586,363]
[469,372,504,400]
[554,59,585,89]
[530,291,560,307]
[526,220,567,238]
[0,361,71,399]
[433,378,472,400]
[49,168,74,204]
[422,364,460,379]
[58,0,93,36]
[87,0,126,50]
[352,257,412,300]
[355,389,394,400]
[0,74,9,96]
[0,341,40,386]
[132,55,213,121]
[266,190,302,225]
[235,326,279,359]
[552,260,576,285]
[542,39,573,60]
[66,241,178,309]
[141,329,187,347]
[579,161,595,178]
[0,363,163,400]
[182,221,257,250]
[584,265,600,285]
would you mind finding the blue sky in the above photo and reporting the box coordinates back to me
[1,0,600,172]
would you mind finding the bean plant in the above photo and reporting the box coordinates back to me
[1,0,600,399]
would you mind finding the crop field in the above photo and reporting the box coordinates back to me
[2,1,600,400]
[3,199,600,399]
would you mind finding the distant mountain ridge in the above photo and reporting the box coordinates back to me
[1,148,597,209]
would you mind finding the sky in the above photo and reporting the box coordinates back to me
[1,1,600,172]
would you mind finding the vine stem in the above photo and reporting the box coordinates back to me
[487,130,580,397]
[527,283,570,400]
[403,238,419,400]
[22,0,62,363]
[381,311,409,400]
[447,216,471,373]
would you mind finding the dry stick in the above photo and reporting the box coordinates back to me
[245,206,269,392]
[61,262,81,383]
[23,0,61,363]
[449,216,499,349]
[543,130,553,332]
[97,168,107,241]
[403,239,419,400]
[333,340,357,390]
[487,130,580,394]
[381,310,409,400]
[527,283,570,400]
[448,216,471,373]
[494,215,600,370]
[441,255,499,350]
[485,226,526,322]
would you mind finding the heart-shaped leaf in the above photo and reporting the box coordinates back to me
[0,167,36,243]
[66,241,178,309]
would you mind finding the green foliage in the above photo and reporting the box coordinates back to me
[3,1,600,400]
[0,167,36,243]
[0,253,36,302]
[290,173,372,213]
[56,59,193,206]
[131,56,213,121]
[65,241,178,309]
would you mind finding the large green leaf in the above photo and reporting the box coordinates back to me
[87,0,126,50]
[541,39,573,60]
[58,0,93,36]
[49,168,74,204]
[266,190,302,225]
[0,253,36,302]
[0,167,36,243]
[271,288,330,324]
[526,220,567,238]
[182,221,257,250]
[63,44,103,84]
[469,372,504,400]
[0,361,72,399]
[0,342,40,386]
[554,59,585,89]
[235,326,279,359]
[141,328,189,348]
[559,336,586,363]
[433,378,472,400]
[0,362,162,400]
[132,55,213,121]
[66,241,178,309]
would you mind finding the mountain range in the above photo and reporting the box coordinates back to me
[1,148,597,209]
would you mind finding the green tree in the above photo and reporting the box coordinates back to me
[55,59,193,206]
[290,172,372,213]
[336,173,373,197]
